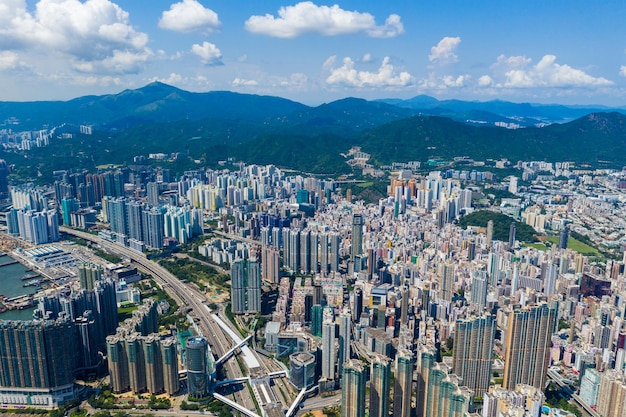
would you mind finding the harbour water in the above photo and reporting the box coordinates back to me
[0,254,38,320]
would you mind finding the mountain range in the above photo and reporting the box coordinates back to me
[2,82,626,179]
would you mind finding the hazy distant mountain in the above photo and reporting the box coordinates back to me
[376,96,626,125]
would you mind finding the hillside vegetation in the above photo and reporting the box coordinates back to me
[458,211,538,242]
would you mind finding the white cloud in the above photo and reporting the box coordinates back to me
[322,55,337,71]
[418,73,469,90]
[191,42,222,65]
[0,51,22,70]
[0,0,151,73]
[442,74,468,87]
[478,75,493,87]
[492,54,532,70]
[244,2,404,38]
[279,73,308,87]
[498,54,613,88]
[232,77,259,86]
[620,65,626,77]
[159,0,220,33]
[325,56,413,88]
[362,53,372,63]
[149,73,184,85]
[429,37,461,64]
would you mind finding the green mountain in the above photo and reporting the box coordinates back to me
[0,82,309,129]
[354,112,626,167]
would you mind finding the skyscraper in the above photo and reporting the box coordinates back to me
[161,337,179,396]
[508,222,516,249]
[393,348,414,417]
[416,343,437,417]
[311,304,323,337]
[338,311,351,373]
[559,226,569,249]
[438,262,455,302]
[341,359,366,417]
[351,213,364,261]
[503,303,557,390]
[321,317,336,381]
[126,334,147,393]
[186,337,210,398]
[452,315,495,397]
[78,262,102,291]
[370,355,391,417]
[230,259,261,314]
[107,335,130,393]
[486,220,494,248]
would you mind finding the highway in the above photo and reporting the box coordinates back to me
[59,227,258,414]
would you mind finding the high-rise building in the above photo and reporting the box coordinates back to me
[321,318,336,381]
[161,337,179,395]
[142,207,165,250]
[470,270,488,309]
[559,226,569,249]
[77,262,102,291]
[393,348,414,417]
[351,214,364,261]
[186,337,211,398]
[438,262,455,302]
[311,304,323,337]
[452,315,495,397]
[486,220,494,248]
[289,352,317,389]
[338,312,351,373]
[370,355,391,417]
[107,335,130,393]
[341,359,366,417]
[508,222,516,249]
[230,259,261,314]
[0,319,79,407]
[261,245,281,284]
[329,232,340,273]
[143,334,164,394]
[299,229,311,273]
[146,182,160,207]
[416,343,437,417]
[503,303,557,390]
[126,334,147,393]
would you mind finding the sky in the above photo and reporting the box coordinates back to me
[2,0,626,106]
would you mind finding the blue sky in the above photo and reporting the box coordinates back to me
[2,0,626,105]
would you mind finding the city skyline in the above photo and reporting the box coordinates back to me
[1,1,626,106]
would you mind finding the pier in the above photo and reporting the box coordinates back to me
[0,259,18,267]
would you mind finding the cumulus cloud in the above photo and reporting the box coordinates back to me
[0,0,151,74]
[429,37,461,64]
[244,2,404,38]
[497,54,613,88]
[0,51,22,70]
[418,73,469,90]
[232,77,259,86]
[159,0,220,33]
[149,73,184,85]
[325,56,413,88]
[191,42,222,65]
[620,65,626,77]
[362,53,372,63]
[478,75,493,87]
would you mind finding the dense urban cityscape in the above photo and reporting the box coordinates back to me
[2,125,626,417]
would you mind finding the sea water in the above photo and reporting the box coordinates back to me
[0,254,38,320]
